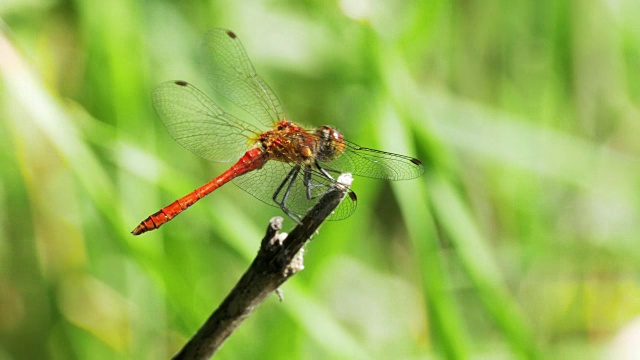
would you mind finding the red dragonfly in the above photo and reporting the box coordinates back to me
[132,29,423,235]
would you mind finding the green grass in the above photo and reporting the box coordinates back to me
[2,0,640,359]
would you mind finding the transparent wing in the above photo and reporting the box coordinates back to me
[201,28,284,127]
[152,80,260,162]
[319,139,424,180]
[232,161,357,221]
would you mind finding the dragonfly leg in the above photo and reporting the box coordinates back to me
[301,161,334,201]
[315,160,335,180]
[273,165,303,223]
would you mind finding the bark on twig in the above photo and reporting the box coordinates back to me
[172,174,353,360]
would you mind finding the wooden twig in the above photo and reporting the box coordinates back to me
[172,174,353,360]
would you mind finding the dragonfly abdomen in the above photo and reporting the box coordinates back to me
[131,148,267,235]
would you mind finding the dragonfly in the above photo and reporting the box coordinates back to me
[132,29,424,235]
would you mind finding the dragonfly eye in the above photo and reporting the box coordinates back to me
[316,126,337,141]
[315,126,345,161]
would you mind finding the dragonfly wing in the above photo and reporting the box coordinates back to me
[152,80,259,163]
[201,29,284,126]
[319,140,424,181]
[232,161,357,220]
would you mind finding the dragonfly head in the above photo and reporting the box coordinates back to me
[315,126,346,162]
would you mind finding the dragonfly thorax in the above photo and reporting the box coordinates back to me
[259,121,313,163]
[258,122,345,164]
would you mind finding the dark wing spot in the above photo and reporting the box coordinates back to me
[226,30,237,39]
[410,158,423,166]
[175,80,188,86]
[348,191,357,202]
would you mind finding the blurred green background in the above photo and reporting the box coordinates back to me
[2,0,640,358]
